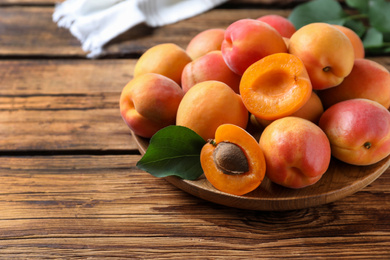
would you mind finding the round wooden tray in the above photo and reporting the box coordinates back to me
[132,132,390,211]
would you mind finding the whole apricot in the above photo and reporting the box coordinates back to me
[259,117,331,189]
[332,25,365,59]
[257,14,296,38]
[120,73,184,138]
[181,51,241,93]
[318,58,390,109]
[201,124,266,195]
[186,28,225,60]
[319,99,390,166]
[134,43,192,85]
[176,81,248,141]
[221,19,287,75]
[289,23,355,90]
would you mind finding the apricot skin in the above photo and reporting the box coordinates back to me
[176,81,248,141]
[259,117,331,189]
[319,99,390,166]
[134,43,192,85]
[289,23,355,90]
[221,19,287,76]
[181,51,241,93]
[120,73,184,138]
[257,14,296,38]
[332,25,365,59]
[201,124,266,196]
[318,59,390,109]
[186,28,225,60]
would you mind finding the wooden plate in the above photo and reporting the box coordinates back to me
[132,132,390,211]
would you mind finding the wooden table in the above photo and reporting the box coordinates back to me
[1,0,389,258]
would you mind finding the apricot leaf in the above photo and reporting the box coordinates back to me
[136,125,206,180]
[367,0,390,33]
[288,0,347,29]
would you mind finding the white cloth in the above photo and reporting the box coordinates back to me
[53,0,228,58]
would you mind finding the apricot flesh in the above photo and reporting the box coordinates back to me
[201,124,266,196]
[240,53,312,120]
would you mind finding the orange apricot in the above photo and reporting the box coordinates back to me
[288,23,355,90]
[200,124,266,196]
[186,28,225,60]
[240,52,312,120]
[332,25,365,59]
[134,43,192,85]
[176,81,248,141]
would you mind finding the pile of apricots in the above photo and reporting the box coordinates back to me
[120,15,390,196]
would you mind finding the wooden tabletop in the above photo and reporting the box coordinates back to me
[1,0,389,258]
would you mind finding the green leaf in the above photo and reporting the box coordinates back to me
[288,0,347,29]
[368,0,390,33]
[136,125,206,180]
[346,0,369,14]
[343,19,366,37]
[363,27,383,48]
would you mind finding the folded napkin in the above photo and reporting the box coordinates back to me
[53,0,228,58]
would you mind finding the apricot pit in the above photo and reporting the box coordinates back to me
[212,141,249,175]
[200,124,266,196]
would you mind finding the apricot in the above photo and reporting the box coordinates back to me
[259,117,331,189]
[257,14,296,38]
[319,99,390,166]
[221,18,288,75]
[289,23,355,90]
[120,73,184,138]
[240,53,312,121]
[255,91,324,127]
[186,28,225,60]
[181,51,241,93]
[176,81,248,141]
[318,58,390,109]
[200,124,266,195]
[332,25,365,59]
[134,43,192,85]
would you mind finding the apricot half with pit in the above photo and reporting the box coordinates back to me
[200,124,266,196]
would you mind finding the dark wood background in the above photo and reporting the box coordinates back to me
[1,0,389,258]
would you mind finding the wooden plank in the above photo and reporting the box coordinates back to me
[0,7,292,57]
[0,155,389,258]
[0,60,134,95]
[0,59,137,152]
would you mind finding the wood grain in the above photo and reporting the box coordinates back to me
[0,155,389,258]
[0,60,136,152]
[0,7,291,57]
[1,0,390,258]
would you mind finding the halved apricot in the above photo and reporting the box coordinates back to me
[200,124,266,196]
[240,53,312,120]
